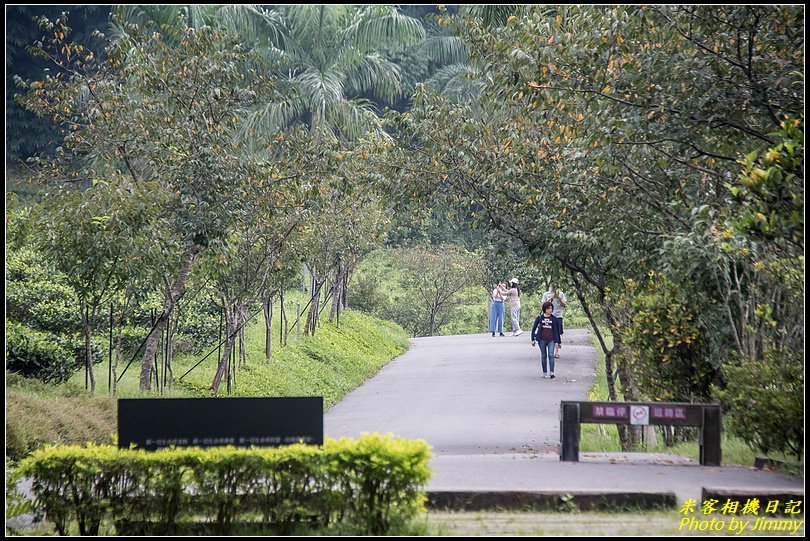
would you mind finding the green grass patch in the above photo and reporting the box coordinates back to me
[179,309,410,409]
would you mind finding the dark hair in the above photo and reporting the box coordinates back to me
[511,283,520,297]
[542,301,553,313]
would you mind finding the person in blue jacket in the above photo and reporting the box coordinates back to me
[531,301,562,379]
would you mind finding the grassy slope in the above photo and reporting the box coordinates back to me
[6,373,118,460]
[178,309,410,409]
[7,309,409,459]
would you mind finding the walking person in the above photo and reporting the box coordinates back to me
[489,283,508,337]
[531,301,562,378]
[504,278,523,336]
[541,283,567,358]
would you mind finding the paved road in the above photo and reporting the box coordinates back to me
[325,330,803,503]
[327,329,596,456]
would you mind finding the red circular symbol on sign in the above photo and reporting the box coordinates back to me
[632,407,646,419]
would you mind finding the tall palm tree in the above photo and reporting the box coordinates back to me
[237,5,425,143]
[118,6,458,143]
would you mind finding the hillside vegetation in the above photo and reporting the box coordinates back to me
[7,310,409,460]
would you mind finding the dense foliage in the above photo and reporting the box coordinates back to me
[5,323,82,384]
[387,5,803,453]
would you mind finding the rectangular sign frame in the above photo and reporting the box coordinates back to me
[118,397,323,450]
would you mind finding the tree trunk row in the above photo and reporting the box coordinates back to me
[139,246,200,390]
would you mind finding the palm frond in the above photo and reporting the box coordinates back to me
[419,35,470,65]
[213,5,288,49]
[343,54,402,104]
[300,67,345,127]
[341,6,425,54]
[184,5,221,30]
[425,63,485,103]
[234,90,306,143]
[248,44,288,74]
[461,5,524,28]
[279,5,345,50]
[328,98,388,143]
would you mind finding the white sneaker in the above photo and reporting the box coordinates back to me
[515,330,524,336]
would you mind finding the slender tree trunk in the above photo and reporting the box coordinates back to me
[139,246,200,390]
[112,294,131,396]
[569,273,618,401]
[568,269,640,450]
[166,308,180,392]
[603,307,642,451]
[342,267,349,309]
[113,321,123,395]
[283,294,289,344]
[329,263,344,323]
[211,306,236,394]
[83,304,96,395]
[305,279,324,336]
[238,302,247,368]
[263,293,273,360]
[280,290,288,345]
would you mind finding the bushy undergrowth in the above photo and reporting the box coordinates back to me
[578,334,797,468]
[6,244,222,385]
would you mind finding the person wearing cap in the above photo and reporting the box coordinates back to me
[504,278,523,336]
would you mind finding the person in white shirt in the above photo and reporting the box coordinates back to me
[541,283,567,358]
[504,278,523,336]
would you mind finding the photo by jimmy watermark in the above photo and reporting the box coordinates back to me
[678,498,804,535]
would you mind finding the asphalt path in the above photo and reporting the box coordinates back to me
[325,329,804,503]
[326,329,596,456]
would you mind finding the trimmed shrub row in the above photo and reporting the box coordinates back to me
[13,434,432,536]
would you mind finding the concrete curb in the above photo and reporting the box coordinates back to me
[427,490,677,512]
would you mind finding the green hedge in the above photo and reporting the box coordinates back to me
[12,435,432,536]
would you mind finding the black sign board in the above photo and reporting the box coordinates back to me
[118,397,323,450]
[578,401,703,426]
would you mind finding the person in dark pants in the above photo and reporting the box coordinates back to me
[531,301,562,378]
[541,283,567,358]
